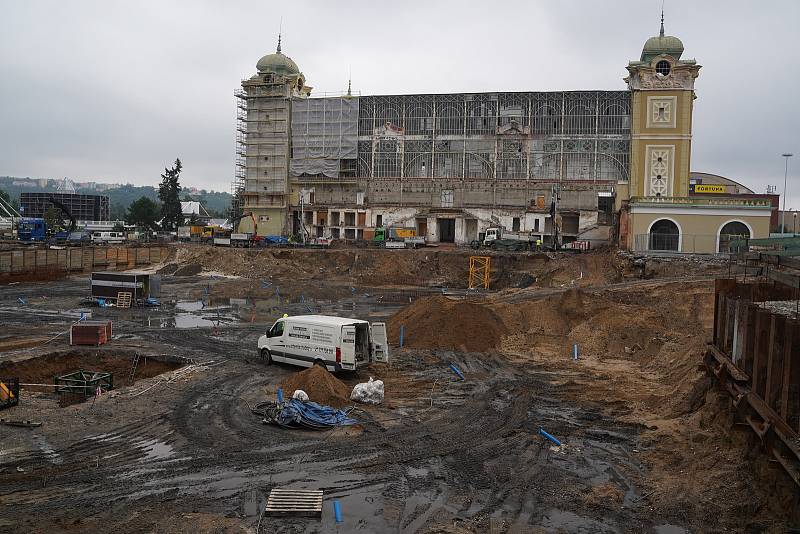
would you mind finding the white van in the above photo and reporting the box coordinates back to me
[257,315,389,372]
[91,231,125,244]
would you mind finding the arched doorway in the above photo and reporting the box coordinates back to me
[718,221,751,253]
[649,219,680,251]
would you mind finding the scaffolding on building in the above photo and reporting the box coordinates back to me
[231,89,248,218]
[19,192,109,221]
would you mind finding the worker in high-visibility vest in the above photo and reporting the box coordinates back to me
[535,238,543,251]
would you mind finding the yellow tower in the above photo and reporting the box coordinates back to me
[621,15,772,253]
[626,13,701,199]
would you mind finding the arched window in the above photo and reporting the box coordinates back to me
[649,219,680,251]
[718,221,750,253]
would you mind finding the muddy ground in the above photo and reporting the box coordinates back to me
[0,246,796,533]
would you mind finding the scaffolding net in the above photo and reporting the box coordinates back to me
[291,97,359,178]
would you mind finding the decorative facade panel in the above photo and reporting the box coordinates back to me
[646,96,677,128]
[645,145,675,197]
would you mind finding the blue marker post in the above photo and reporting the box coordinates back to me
[333,500,343,523]
[572,343,579,361]
[538,428,562,447]
[399,325,405,348]
[449,363,466,381]
[276,388,284,403]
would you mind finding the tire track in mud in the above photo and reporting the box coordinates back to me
[4,342,652,532]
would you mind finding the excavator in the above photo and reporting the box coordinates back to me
[229,211,260,247]
[47,196,89,245]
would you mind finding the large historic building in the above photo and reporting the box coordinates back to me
[234,18,771,253]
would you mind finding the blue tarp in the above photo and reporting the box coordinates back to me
[276,399,357,429]
[257,399,357,430]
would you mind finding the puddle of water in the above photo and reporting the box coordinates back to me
[31,434,62,465]
[134,438,176,461]
[541,509,618,532]
[240,489,263,518]
[142,296,402,329]
[655,525,688,534]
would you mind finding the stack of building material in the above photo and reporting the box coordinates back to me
[265,488,323,517]
[70,320,113,346]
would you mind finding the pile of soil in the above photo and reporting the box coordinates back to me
[389,296,506,352]
[173,263,202,276]
[280,365,352,408]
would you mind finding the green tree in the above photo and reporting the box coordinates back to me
[110,202,127,220]
[43,206,62,233]
[126,196,160,229]
[158,158,183,230]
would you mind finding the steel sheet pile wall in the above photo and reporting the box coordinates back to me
[0,246,168,277]
[707,276,800,485]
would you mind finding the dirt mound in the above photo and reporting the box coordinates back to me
[157,263,179,275]
[389,296,506,352]
[173,263,202,276]
[280,365,352,408]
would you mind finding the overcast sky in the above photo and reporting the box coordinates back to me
[1,1,799,203]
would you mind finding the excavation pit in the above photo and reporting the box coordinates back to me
[0,349,186,403]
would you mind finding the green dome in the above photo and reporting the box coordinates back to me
[641,34,684,62]
[256,51,300,76]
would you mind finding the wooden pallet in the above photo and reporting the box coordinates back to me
[116,292,132,309]
[265,488,323,517]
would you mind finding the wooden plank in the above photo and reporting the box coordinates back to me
[769,269,800,290]
[264,488,323,517]
[766,314,786,412]
[753,309,771,398]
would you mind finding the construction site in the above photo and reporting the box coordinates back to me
[0,240,798,533]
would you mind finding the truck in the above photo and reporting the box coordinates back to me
[257,315,389,372]
[18,218,47,242]
[177,225,205,242]
[472,227,543,251]
[212,228,231,247]
[373,227,425,248]
[231,232,255,247]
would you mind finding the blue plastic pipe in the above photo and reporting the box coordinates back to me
[277,388,284,403]
[449,363,465,381]
[572,343,579,361]
[399,325,405,347]
[539,428,561,446]
[333,500,342,523]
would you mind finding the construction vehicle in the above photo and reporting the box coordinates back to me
[1,377,19,410]
[212,228,232,247]
[372,227,425,248]
[472,227,542,251]
[201,225,219,243]
[228,212,261,247]
[177,225,205,242]
[44,196,93,245]
[18,218,47,241]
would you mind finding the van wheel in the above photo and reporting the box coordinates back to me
[260,349,272,365]
[313,359,326,370]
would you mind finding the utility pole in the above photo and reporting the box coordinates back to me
[782,153,793,233]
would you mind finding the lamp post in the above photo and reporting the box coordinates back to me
[782,153,793,233]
